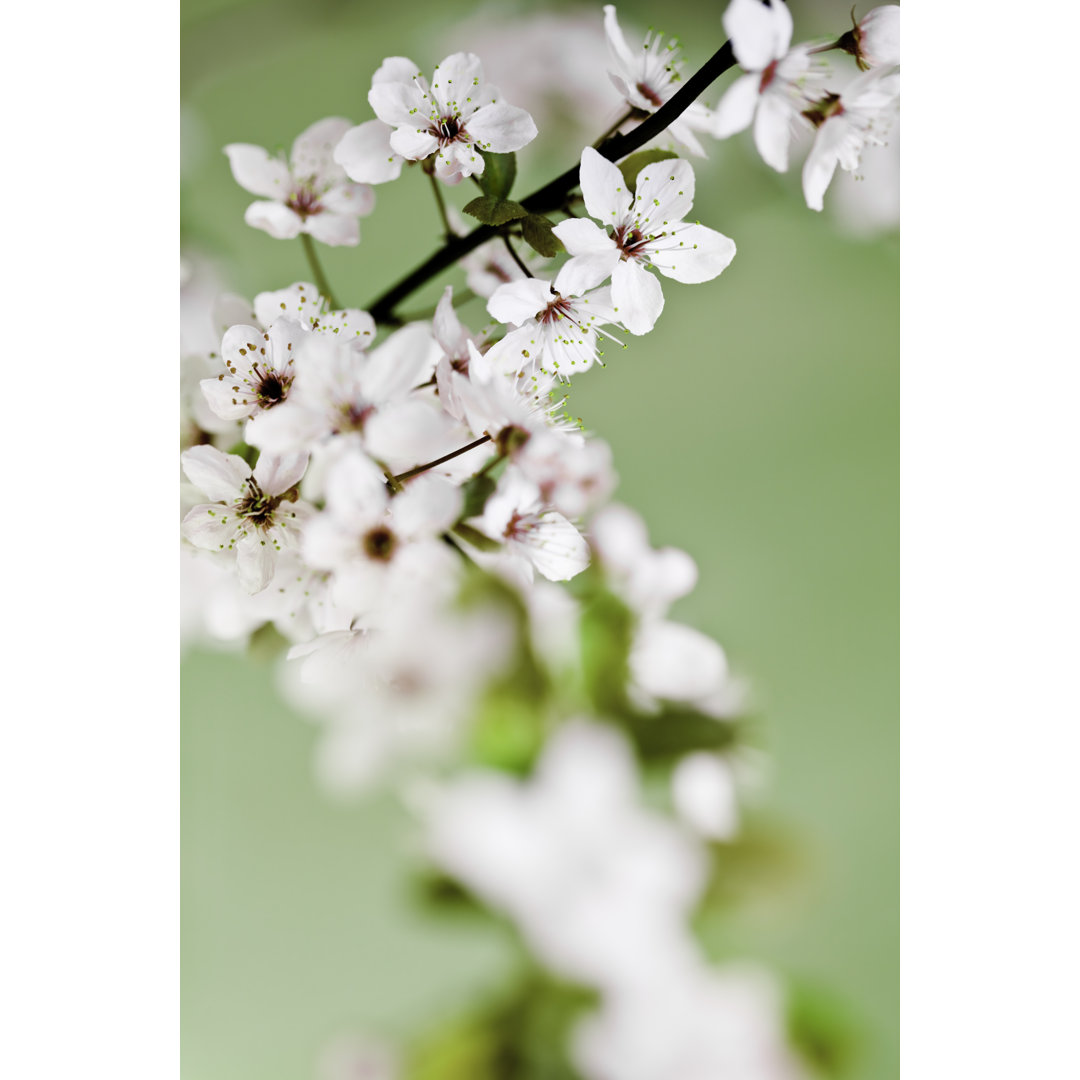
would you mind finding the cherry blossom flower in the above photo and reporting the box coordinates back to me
[672,752,740,841]
[802,67,900,212]
[551,147,736,335]
[253,282,376,346]
[425,721,707,990]
[713,0,827,172]
[181,445,311,593]
[358,53,537,185]
[602,5,719,157]
[472,468,591,583]
[487,273,622,378]
[225,117,375,245]
[839,5,901,71]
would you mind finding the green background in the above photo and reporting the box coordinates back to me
[181,1,898,1076]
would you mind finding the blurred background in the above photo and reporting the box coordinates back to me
[181,0,898,1077]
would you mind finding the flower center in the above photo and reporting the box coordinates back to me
[635,81,664,108]
[363,525,398,562]
[802,93,845,129]
[236,477,281,529]
[334,401,375,434]
[759,59,779,93]
[613,225,649,260]
[435,114,465,145]
[536,294,574,324]
[251,364,292,408]
[286,185,323,219]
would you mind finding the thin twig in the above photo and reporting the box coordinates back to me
[300,233,339,310]
[392,434,492,482]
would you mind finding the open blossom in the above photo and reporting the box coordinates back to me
[802,67,900,212]
[602,5,718,157]
[350,53,537,185]
[225,118,375,245]
[181,445,310,593]
[254,282,376,345]
[552,147,736,336]
[487,273,623,378]
[714,0,826,172]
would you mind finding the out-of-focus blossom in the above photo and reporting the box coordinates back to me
[839,5,901,71]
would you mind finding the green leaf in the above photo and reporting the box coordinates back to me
[463,195,528,226]
[460,472,496,519]
[246,621,288,664]
[617,149,678,191]
[225,440,258,468]
[787,979,862,1078]
[478,151,517,199]
[520,213,564,257]
[625,707,741,761]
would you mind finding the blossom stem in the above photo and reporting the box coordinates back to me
[426,167,453,239]
[500,233,534,279]
[367,39,737,324]
[299,233,340,310]
[392,434,492,482]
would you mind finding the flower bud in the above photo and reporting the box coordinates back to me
[838,5,900,71]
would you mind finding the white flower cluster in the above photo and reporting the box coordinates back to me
[182,4,899,1075]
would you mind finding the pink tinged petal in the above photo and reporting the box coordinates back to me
[181,444,250,502]
[610,259,664,336]
[753,92,794,172]
[200,376,256,421]
[488,279,555,326]
[368,80,430,128]
[651,222,736,284]
[859,5,901,68]
[361,322,439,403]
[223,144,291,198]
[321,183,375,217]
[525,513,590,582]
[633,158,696,233]
[333,121,403,185]
[430,52,486,112]
[602,5,637,70]
[578,146,632,227]
[723,0,791,71]
[466,103,538,152]
[394,475,464,537]
[371,55,423,86]
[303,211,360,247]
[290,117,353,184]
[244,200,303,239]
[553,251,621,296]
[551,217,617,257]
[712,73,760,138]
[235,532,276,594]
[181,504,236,551]
[253,451,309,496]
[388,125,440,162]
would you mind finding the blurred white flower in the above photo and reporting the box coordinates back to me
[672,752,740,841]
[225,118,375,244]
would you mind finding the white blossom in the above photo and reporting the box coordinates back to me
[181,445,311,593]
[672,752,740,841]
[551,147,736,335]
[843,5,901,71]
[358,53,537,185]
[225,117,375,245]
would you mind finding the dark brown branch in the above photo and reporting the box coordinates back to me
[367,39,736,325]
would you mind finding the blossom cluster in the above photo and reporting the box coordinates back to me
[182,4,899,1077]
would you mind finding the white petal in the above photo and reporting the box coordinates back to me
[321,182,375,217]
[634,158,695,235]
[859,5,901,69]
[435,141,481,182]
[393,474,463,537]
[632,620,728,702]
[553,251,621,296]
[524,513,590,582]
[723,0,792,71]
[223,144,291,198]
[650,222,736,284]
[333,121,403,185]
[361,322,439,403]
[253,451,309,496]
[388,125,439,161]
[488,279,555,326]
[243,201,303,239]
[181,444,249,502]
[200,376,255,421]
[290,116,352,184]
[610,259,664,336]
[235,531,276,594]
[371,55,423,86]
[181,504,236,551]
[672,753,739,840]
[550,217,616,257]
[303,211,360,247]
[369,80,429,128]
[602,4,637,70]
[430,52,486,112]
[245,402,324,454]
[253,282,321,329]
[753,91,795,172]
[802,122,846,211]
[578,146,631,227]
[712,73,760,138]
[467,103,538,153]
